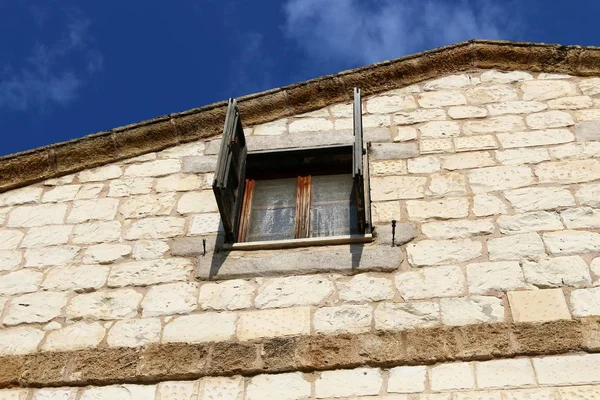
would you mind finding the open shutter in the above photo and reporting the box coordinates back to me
[353,88,370,233]
[213,99,248,243]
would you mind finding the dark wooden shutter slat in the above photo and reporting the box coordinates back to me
[213,99,247,243]
[353,88,368,234]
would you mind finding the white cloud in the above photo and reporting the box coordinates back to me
[283,0,516,66]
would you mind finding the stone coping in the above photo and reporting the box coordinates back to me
[2,40,600,193]
[2,317,599,389]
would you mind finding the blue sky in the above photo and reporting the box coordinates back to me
[1,0,599,156]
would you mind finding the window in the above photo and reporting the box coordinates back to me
[213,88,371,246]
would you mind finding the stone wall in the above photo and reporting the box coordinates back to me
[0,69,600,395]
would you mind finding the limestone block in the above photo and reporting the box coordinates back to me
[440,152,496,170]
[498,129,574,149]
[448,106,487,119]
[394,127,418,141]
[200,377,244,400]
[72,221,122,244]
[468,166,534,193]
[315,368,383,398]
[0,326,44,355]
[571,287,600,317]
[199,279,254,310]
[476,359,536,389]
[407,239,482,266]
[107,318,161,347]
[495,148,550,166]
[118,194,176,219]
[463,116,525,135]
[466,85,518,105]
[580,77,600,96]
[418,91,466,108]
[255,275,334,309]
[124,159,182,178]
[0,230,23,250]
[523,256,591,288]
[253,119,288,135]
[393,109,447,125]
[488,102,548,117]
[550,141,600,161]
[78,165,122,182]
[372,160,408,176]
[497,211,564,235]
[7,204,67,228]
[237,307,311,341]
[420,138,454,154]
[504,187,575,213]
[132,240,169,260]
[480,70,533,84]
[406,197,469,220]
[313,304,373,334]
[123,153,157,163]
[43,174,75,186]
[80,385,156,400]
[423,74,473,91]
[487,233,546,261]
[32,389,78,400]
[66,289,143,321]
[0,187,43,207]
[522,80,577,101]
[109,258,193,287]
[430,362,475,391]
[141,282,198,317]
[405,157,439,174]
[163,312,236,343]
[370,142,419,160]
[159,142,205,159]
[374,302,439,330]
[561,207,600,229]
[575,121,600,141]
[371,201,401,223]
[441,296,504,326]
[535,354,600,387]
[289,118,334,133]
[67,199,119,224]
[467,261,526,294]
[387,366,426,393]
[0,207,10,225]
[509,289,573,322]
[0,270,43,295]
[338,274,394,302]
[422,219,495,240]
[526,111,575,129]
[155,175,201,193]
[108,178,154,197]
[454,135,498,152]
[0,250,21,271]
[188,213,221,235]
[76,183,104,200]
[370,176,427,201]
[548,96,593,110]
[42,265,109,292]
[575,109,600,122]
[592,258,600,282]
[366,94,417,113]
[24,246,80,268]
[395,265,465,300]
[42,185,81,203]
[4,291,68,325]
[576,184,600,207]
[125,217,186,239]
[42,322,106,352]
[0,390,29,400]
[247,373,311,400]
[84,243,132,264]
[156,381,197,400]
[418,121,460,138]
[177,191,218,215]
[543,230,600,255]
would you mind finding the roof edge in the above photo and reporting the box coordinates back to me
[2,39,600,192]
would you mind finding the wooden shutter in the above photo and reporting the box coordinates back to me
[213,99,248,243]
[353,88,370,233]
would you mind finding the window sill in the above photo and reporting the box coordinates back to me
[222,234,373,251]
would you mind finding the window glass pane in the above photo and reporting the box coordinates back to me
[247,178,297,242]
[310,174,358,237]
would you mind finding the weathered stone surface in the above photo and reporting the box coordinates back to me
[369,142,418,160]
[387,365,427,393]
[0,327,44,355]
[497,211,564,235]
[487,233,546,261]
[522,80,577,101]
[66,289,143,321]
[504,187,575,213]
[393,109,446,125]
[0,230,23,251]
[313,305,373,334]
[374,302,439,330]
[495,148,550,165]
[454,135,498,152]
[549,141,600,160]
[427,173,467,197]
[576,184,600,207]
[79,385,156,400]
[20,225,72,248]
[253,119,288,135]
[423,74,473,91]
[177,191,218,215]
[372,160,408,176]
[247,373,311,400]
[526,111,575,129]
[406,197,469,220]
[407,239,482,266]
[76,183,104,200]
[132,240,169,260]
[498,129,574,148]
[42,322,106,352]
[119,194,176,219]
[24,246,80,268]
[125,217,186,239]
[481,70,533,84]
[523,256,591,288]
[155,174,202,193]
[289,117,334,133]
[418,121,460,138]
[0,250,21,271]
[32,389,78,400]
[543,230,600,255]
[576,109,600,121]
[78,165,122,182]
[395,265,465,300]
[156,381,198,400]
[200,377,244,400]
[7,204,67,228]
[431,362,476,391]
[371,201,401,223]
[370,176,427,201]
[0,270,42,296]
[255,275,334,309]
[422,219,495,239]
[124,159,181,177]
[42,185,81,203]
[188,214,221,235]
[42,265,109,292]
[561,207,600,229]
[580,77,600,96]
[467,261,526,294]
[108,258,193,287]
[466,85,518,104]
[571,287,600,317]
[534,354,600,386]
[366,94,417,113]
[67,199,118,224]
[107,318,161,348]
[237,307,310,341]
[508,289,571,323]
[0,187,42,207]
[163,312,236,343]
[338,274,394,302]
[576,121,600,142]
[548,95,593,110]
[418,91,466,108]
[83,243,132,264]
[394,127,417,142]
[199,279,255,310]
[141,282,198,317]
[108,178,154,197]
[448,106,487,119]
[4,291,68,325]
[476,358,536,389]
[72,221,122,244]
[468,166,534,193]
[440,152,495,170]
[487,101,547,116]
[441,296,504,326]
[463,116,525,135]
